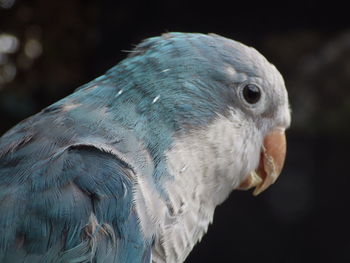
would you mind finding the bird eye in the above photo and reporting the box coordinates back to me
[242,84,261,104]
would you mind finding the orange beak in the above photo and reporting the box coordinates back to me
[238,128,287,196]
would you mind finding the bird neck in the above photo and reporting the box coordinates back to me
[142,114,255,262]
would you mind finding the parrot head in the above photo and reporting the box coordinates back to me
[123,32,290,194]
[121,33,291,261]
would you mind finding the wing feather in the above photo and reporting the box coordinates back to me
[0,122,151,263]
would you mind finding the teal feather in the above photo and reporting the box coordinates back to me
[0,32,274,262]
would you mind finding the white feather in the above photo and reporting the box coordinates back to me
[135,111,263,263]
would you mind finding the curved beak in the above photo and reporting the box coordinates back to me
[238,128,287,196]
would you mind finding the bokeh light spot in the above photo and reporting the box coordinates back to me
[24,38,42,59]
[0,34,19,54]
[0,63,16,85]
[0,0,15,9]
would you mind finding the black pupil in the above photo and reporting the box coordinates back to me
[243,84,261,104]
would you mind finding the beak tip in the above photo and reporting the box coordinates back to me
[238,128,287,196]
[252,172,278,196]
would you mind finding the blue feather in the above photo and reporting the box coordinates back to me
[0,32,274,262]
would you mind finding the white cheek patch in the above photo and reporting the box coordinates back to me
[165,110,262,203]
[145,112,263,262]
[132,110,263,262]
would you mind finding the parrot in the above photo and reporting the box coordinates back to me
[0,32,290,263]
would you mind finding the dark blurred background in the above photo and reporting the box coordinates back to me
[0,1,349,262]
